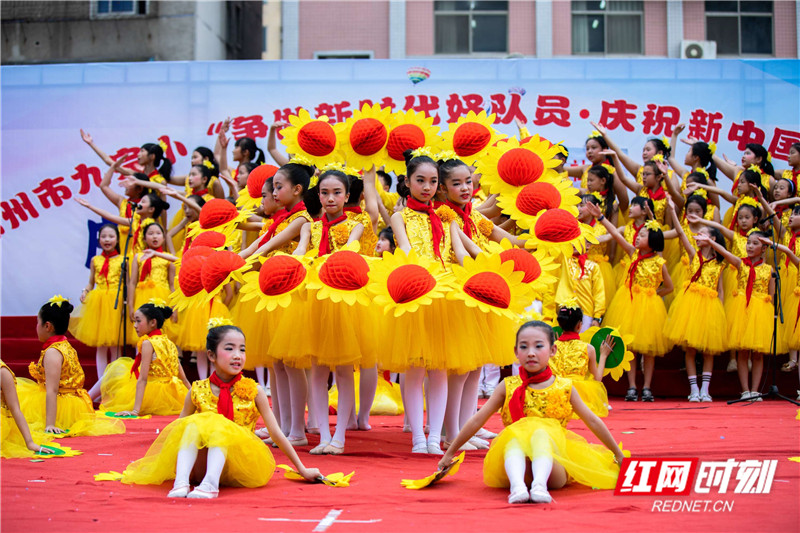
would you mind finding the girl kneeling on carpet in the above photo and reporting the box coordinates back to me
[439,321,626,505]
[121,321,320,498]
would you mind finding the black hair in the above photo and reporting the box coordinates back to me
[702,226,727,262]
[773,177,796,197]
[690,142,717,181]
[235,137,266,165]
[318,170,350,192]
[194,146,219,173]
[685,194,708,217]
[793,204,800,216]
[556,306,583,333]
[378,226,396,249]
[515,320,555,346]
[39,300,74,335]
[437,158,470,184]
[142,192,170,219]
[206,325,244,353]
[238,161,258,178]
[141,142,173,180]
[585,135,613,165]
[740,169,767,197]
[643,160,665,182]
[645,227,665,252]
[137,302,173,328]
[263,177,274,194]
[581,193,601,207]
[186,195,206,216]
[376,170,392,189]
[192,164,215,188]
[746,143,775,177]
[586,165,616,218]
[142,220,165,243]
[749,230,771,242]
[346,175,364,207]
[630,195,655,217]
[790,142,800,156]
[738,203,762,222]
[685,171,709,186]
[647,138,671,158]
[396,174,409,199]
[403,149,438,184]
[278,163,314,192]
[98,223,121,253]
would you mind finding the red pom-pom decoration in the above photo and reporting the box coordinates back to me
[200,251,245,293]
[515,182,561,217]
[497,148,545,187]
[386,124,426,161]
[534,209,582,242]
[318,251,369,291]
[387,264,436,304]
[297,121,337,157]
[199,199,239,229]
[192,231,227,249]
[463,272,511,309]
[499,248,543,284]
[246,164,279,199]
[452,123,491,158]
[259,255,307,296]
[178,256,206,297]
[182,245,215,262]
[350,118,388,156]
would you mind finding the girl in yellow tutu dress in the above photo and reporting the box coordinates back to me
[552,302,612,417]
[120,323,320,498]
[769,234,800,374]
[128,221,177,344]
[1,360,58,458]
[70,224,125,401]
[613,196,654,288]
[703,230,775,400]
[585,202,673,402]
[664,200,729,402]
[439,321,626,504]
[17,297,125,437]
[100,301,190,416]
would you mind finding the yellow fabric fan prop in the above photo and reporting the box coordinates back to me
[440,110,505,164]
[338,103,393,170]
[94,471,124,481]
[279,108,344,167]
[306,242,372,306]
[476,135,563,198]
[382,109,442,175]
[400,452,465,489]
[521,208,598,258]
[495,178,581,226]
[580,326,635,381]
[447,253,533,319]
[367,248,450,317]
[238,253,311,312]
[276,464,354,487]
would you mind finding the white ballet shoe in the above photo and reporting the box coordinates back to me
[508,486,530,504]
[411,443,428,454]
[187,487,218,499]
[468,437,489,450]
[167,484,191,498]
[426,443,444,455]
[529,483,552,504]
[475,428,497,440]
[309,443,330,455]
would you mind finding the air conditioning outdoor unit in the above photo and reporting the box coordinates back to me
[681,40,717,59]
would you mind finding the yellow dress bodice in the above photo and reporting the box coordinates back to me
[146,335,182,381]
[436,204,493,262]
[629,253,666,292]
[678,221,701,264]
[1,361,15,414]
[735,262,772,300]
[586,222,609,262]
[265,210,313,257]
[730,232,748,258]
[401,207,453,264]
[623,221,644,247]
[551,339,590,379]
[136,255,170,289]
[684,254,725,296]
[92,254,124,290]
[346,210,378,257]
[500,375,574,428]
[639,189,667,225]
[309,217,361,255]
[190,377,259,431]
[118,200,144,255]
[29,340,85,392]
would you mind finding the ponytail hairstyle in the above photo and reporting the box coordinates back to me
[194,146,219,173]
[98,222,121,253]
[703,227,727,262]
[685,171,709,187]
[345,175,364,207]
[587,164,616,219]
[38,299,74,335]
[403,149,439,184]
[556,305,583,333]
[746,143,775,177]
[206,324,244,353]
[396,174,409,199]
[647,137,671,158]
[690,142,717,181]
[141,142,173,180]
[279,162,314,192]
[137,301,173,328]
[235,137,266,165]
[142,192,170,219]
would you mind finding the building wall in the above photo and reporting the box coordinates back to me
[297,0,389,58]
[509,0,536,56]
[643,0,667,56]
[774,0,798,58]
[682,0,705,42]
[552,0,571,56]
[195,1,227,61]
[263,0,282,60]
[406,0,434,56]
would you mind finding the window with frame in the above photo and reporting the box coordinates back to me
[94,1,148,17]
[706,1,773,55]
[571,1,643,55]
[434,1,508,55]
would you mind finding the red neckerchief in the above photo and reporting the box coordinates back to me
[597,188,608,197]
[182,234,194,255]
[742,257,764,306]
[139,247,164,282]
[627,251,656,297]
[790,169,800,190]
[209,372,242,421]
[631,222,644,248]
[572,251,588,278]
[786,230,800,268]
[558,332,581,342]
[318,213,348,257]
[685,254,709,293]
[131,329,162,378]
[124,198,140,219]
[42,335,68,352]
[472,185,482,198]
[445,200,476,239]
[99,250,119,281]
[260,201,306,246]
[407,197,445,264]
[588,219,597,228]
[509,367,554,423]
[193,187,209,196]
[646,187,666,201]
[344,206,362,215]
[148,170,159,179]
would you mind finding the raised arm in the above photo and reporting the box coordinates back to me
[362,166,381,233]
[268,122,290,167]
[592,121,641,177]
[99,158,130,208]
[687,213,734,242]
[247,217,306,258]
[667,200,696,261]
[696,233,741,269]
[667,124,689,177]
[763,238,800,266]
[74,197,130,226]
[585,201,635,256]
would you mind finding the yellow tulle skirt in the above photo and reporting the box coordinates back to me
[784,286,800,350]
[594,258,617,307]
[1,413,82,459]
[483,417,621,490]
[16,379,125,437]
[604,286,672,356]
[121,412,274,488]
[664,256,689,309]
[613,257,631,289]
[268,290,315,369]
[482,313,520,368]
[663,237,681,275]
[569,377,609,418]
[726,293,774,353]
[665,284,728,354]
[173,299,230,352]
[328,373,404,416]
[70,288,126,347]
[99,358,188,415]
[231,296,277,369]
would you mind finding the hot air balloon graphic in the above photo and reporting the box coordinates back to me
[508,86,527,96]
[407,67,431,85]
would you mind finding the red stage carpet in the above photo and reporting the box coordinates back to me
[2,400,799,533]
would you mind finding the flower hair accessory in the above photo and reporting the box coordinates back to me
[309,174,319,188]
[410,146,437,159]
[651,153,665,163]
[48,295,69,307]
[158,140,168,153]
[708,141,717,155]
[141,217,157,229]
[747,164,764,176]
[554,143,569,157]
[690,188,708,199]
[766,151,772,163]
[662,136,670,150]
[148,298,168,308]
[207,317,234,330]
[644,219,662,232]
[747,227,760,237]
[590,191,604,202]
[739,196,760,209]
[589,130,603,139]
[693,167,710,180]
[558,297,580,311]
[435,149,460,162]
[319,161,345,173]
[289,154,314,168]
[202,160,215,170]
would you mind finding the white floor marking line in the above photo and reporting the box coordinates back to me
[258,509,382,531]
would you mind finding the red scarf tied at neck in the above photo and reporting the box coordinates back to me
[344,206,362,215]
[42,335,68,352]
[139,247,164,282]
[193,187,209,197]
[627,251,656,298]
[508,366,554,423]
[318,213,348,256]
[406,197,445,264]
[131,329,162,378]
[685,254,709,293]
[742,257,763,306]
[572,251,588,278]
[209,372,243,421]
[260,201,306,246]
[558,331,581,342]
[786,231,800,268]
[646,187,666,201]
[99,250,119,281]
[445,200,477,239]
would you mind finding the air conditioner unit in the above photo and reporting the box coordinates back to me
[681,40,717,59]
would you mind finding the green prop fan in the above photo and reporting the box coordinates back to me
[580,326,635,381]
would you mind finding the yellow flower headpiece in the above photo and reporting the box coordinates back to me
[318,161,344,173]
[48,295,69,307]
[601,163,616,174]
[435,149,460,162]
[589,130,603,140]
[747,164,764,175]
[342,165,361,178]
[766,151,772,163]
[644,219,662,232]
[689,188,708,199]
[651,153,665,164]
[747,227,760,237]
[739,196,760,209]
[158,139,168,153]
[708,141,717,155]
[587,191,603,203]
[554,143,569,157]
[289,154,314,168]
[207,317,234,330]
[558,297,580,311]
[309,174,319,188]
[141,217,157,228]
[662,136,670,150]
[410,146,437,159]
[692,167,709,180]
[202,160,214,170]
[148,298,168,309]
